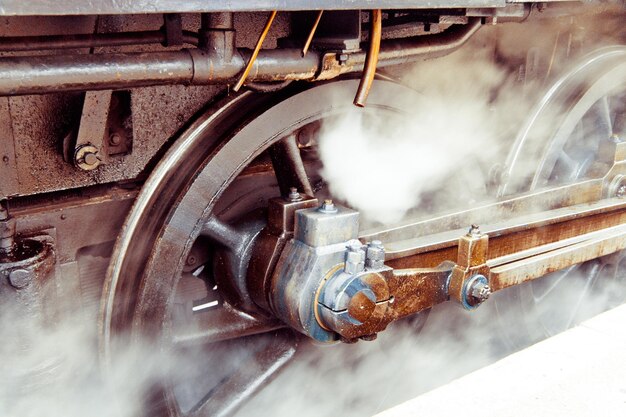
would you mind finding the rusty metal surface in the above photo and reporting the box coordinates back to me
[0,97,18,197]
[0,20,483,96]
[0,30,199,51]
[1,13,286,198]
[0,0,506,16]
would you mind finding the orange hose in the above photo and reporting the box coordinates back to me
[302,10,324,57]
[354,9,382,107]
[233,10,277,92]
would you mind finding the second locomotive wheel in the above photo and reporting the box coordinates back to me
[100,79,426,417]
[496,47,626,346]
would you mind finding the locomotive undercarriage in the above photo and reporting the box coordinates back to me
[1,4,625,417]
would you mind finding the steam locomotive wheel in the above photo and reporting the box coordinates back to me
[496,47,626,345]
[100,79,425,417]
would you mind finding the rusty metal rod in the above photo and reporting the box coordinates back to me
[0,30,199,52]
[0,19,482,96]
[354,9,382,107]
[301,10,324,57]
[490,222,626,291]
[233,10,277,92]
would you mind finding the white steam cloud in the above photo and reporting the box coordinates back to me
[0,303,174,417]
[318,47,518,225]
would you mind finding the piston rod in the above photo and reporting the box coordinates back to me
[0,18,481,96]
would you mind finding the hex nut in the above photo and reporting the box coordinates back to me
[365,240,385,269]
[74,144,102,171]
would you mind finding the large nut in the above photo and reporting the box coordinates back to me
[344,240,365,274]
[74,144,102,171]
[8,268,31,289]
[463,274,491,309]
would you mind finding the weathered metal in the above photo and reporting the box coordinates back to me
[0,19,483,96]
[0,0,506,16]
[0,30,199,52]
[247,192,318,311]
[73,90,112,170]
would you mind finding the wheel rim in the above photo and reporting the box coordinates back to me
[100,79,424,416]
[497,47,626,343]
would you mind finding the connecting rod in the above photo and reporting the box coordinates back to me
[258,139,626,343]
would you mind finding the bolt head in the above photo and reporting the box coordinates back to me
[83,153,99,166]
[109,132,122,146]
[319,199,337,214]
[288,187,303,202]
[74,144,102,171]
[470,281,491,302]
[468,224,481,236]
[9,268,31,289]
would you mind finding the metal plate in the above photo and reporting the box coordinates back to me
[0,97,18,198]
[0,0,506,17]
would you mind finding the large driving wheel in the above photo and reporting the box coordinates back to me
[100,79,426,417]
[496,46,626,346]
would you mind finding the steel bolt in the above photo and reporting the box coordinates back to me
[345,239,365,274]
[83,152,99,166]
[470,280,491,302]
[74,144,102,171]
[288,187,303,202]
[365,240,385,269]
[109,132,122,146]
[617,184,626,198]
[319,199,338,214]
[468,224,481,236]
[8,269,31,289]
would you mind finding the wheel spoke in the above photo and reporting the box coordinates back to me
[598,95,613,138]
[172,303,284,346]
[564,264,599,328]
[200,216,245,250]
[188,332,297,417]
[557,150,580,180]
[269,134,314,196]
[532,265,577,302]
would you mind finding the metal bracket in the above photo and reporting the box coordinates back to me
[285,10,362,53]
[73,90,112,171]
